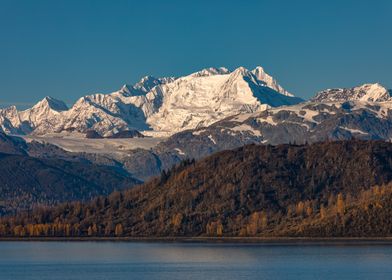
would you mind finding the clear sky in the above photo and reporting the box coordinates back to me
[0,0,391,107]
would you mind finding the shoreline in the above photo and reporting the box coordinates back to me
[2,236,392,244]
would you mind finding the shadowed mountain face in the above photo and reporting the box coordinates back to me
[0,132,27,155]
[0,151,141,215]
[4,140,392,237]
[0,131,142,215]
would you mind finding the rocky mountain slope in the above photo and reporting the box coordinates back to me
[0,66,302,136]
[311,83,392,102]
[20,96,392,181]
[114,98,392,180]
[3,140,392,237]
[161,100,392,158]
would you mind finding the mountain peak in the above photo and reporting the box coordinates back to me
[120,84,132,94]
[232,66,248,73]
[357,82,387,91]
[1,105,18,113]
[228,67,254,81]
[250,66,293,97]
[33,96,68,112]
[226,66,294,97]
[312,83,391,102]
[253,65,266,72]
[140,75,155,82]
[133,75,164,92]
[188,67,230,77]
[120,75,175,96]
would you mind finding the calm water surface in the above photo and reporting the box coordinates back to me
[1,241,392,279]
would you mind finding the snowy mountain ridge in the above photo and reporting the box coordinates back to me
[0,66,302,136]
[3,64,389,138]
[312,83,392,102]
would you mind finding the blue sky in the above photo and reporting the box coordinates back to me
[0,0,391,106]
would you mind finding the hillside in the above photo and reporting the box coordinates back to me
[3,140,392,237]
[0,153,140,215]
[0,132,27,155]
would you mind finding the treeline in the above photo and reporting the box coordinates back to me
[281,184,392,237]
[2,183,392,238]
[2,140,392,238]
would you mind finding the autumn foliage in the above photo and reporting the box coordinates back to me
[2,140,392,238]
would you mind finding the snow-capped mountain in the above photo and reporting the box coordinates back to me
[153,100,392,162]
[113,98,392,180]
[0,97,68,135]
[143,66,302,133]
[0,66,303,136]
[0,106,24,134]
[120,75,176,96]
[311,83,392,102]
[19,96,68,131]
[251,66,293,96]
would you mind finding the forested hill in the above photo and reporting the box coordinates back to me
[0,131,141,215]
[0,153,141,215]
[3,140,392,238]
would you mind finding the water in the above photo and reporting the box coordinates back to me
[1,241,392,279]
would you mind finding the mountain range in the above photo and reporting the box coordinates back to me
[1,64,392,240]
[1,65,392,212]
[0,66,391,181]
[117,83,392,180]
[0,66,302,136]
[1,66,390,143]
[311,83,392,103]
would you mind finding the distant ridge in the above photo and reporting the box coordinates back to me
[311,83,392,102]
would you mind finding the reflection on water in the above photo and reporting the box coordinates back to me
[1,242,392,280]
